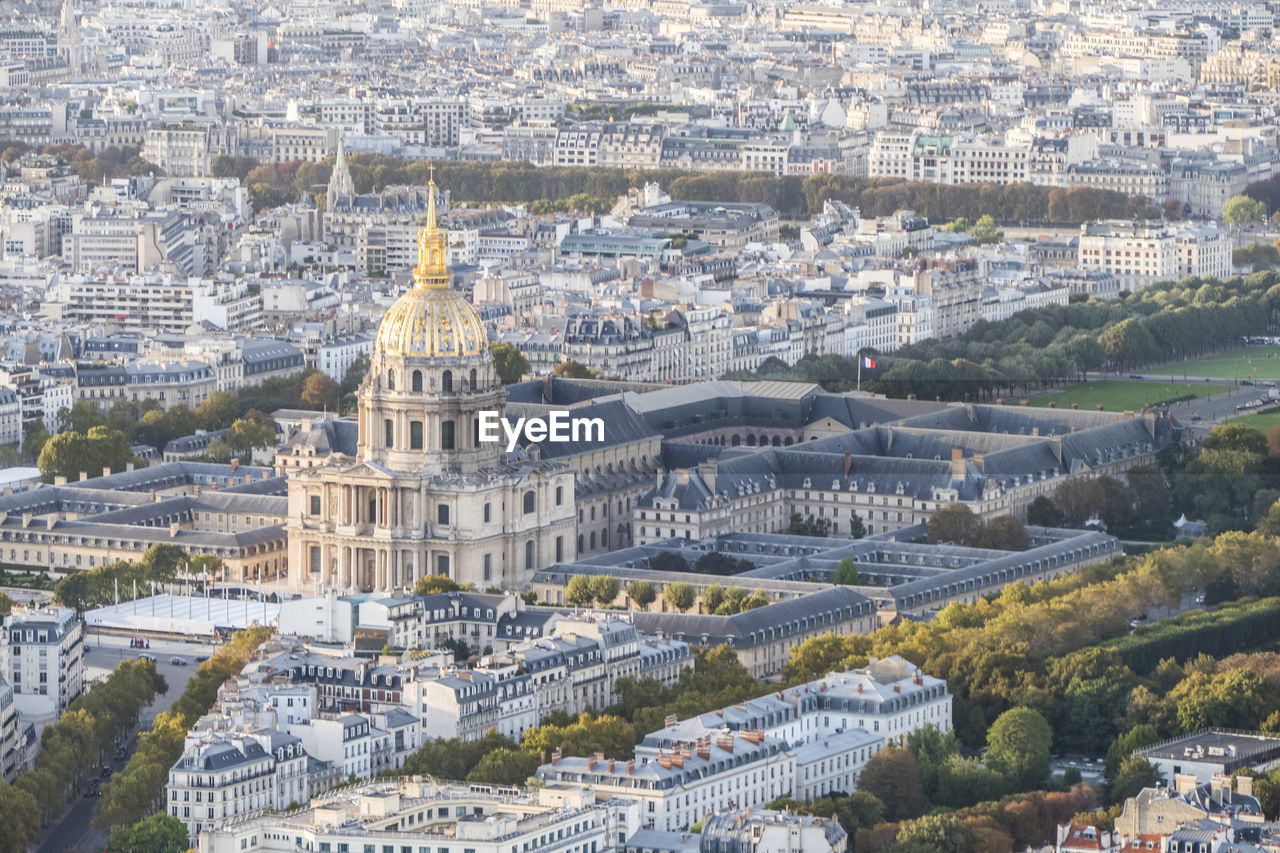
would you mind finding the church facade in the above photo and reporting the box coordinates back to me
[285,179,575,594]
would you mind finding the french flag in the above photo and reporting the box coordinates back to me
[861,356,877,369]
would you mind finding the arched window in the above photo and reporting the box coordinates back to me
[577,535,584,554]
[442,370,453,393]
[441,420,455,450]
[411,370,423,392]
[525,539,534,572]
[469,368,477,389]
[523,490,535,514]
[410,421,423,450]
[386,369,395,390]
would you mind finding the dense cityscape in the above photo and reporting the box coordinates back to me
[3,0,1280,853]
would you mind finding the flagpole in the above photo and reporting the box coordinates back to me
[857,357,861,393]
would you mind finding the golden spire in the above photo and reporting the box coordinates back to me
[413,168,448,289]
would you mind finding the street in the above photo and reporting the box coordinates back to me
[35,634,217,853]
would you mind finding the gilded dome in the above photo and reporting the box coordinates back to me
[374,176,489,359]
[376,286,488,358]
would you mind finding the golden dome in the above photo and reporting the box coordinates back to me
[374,176,489,359]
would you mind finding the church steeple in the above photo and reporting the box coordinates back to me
[326,135,354,211]
[58,0,81,75]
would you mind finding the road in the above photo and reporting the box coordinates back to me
[35,634,217,853]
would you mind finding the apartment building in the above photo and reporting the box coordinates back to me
[0,605,85,716]
[1078,221,1177,291]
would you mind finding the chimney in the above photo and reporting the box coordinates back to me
[950,448,965,479]
[1237,776,1254,797]
[102,466,111,478]
[1124,410,1135,419]
[230,458,240,471]
[126,462,134,472]
[1031,427,1039,437]
[972,453,984,473]
[551,748,562,765]
[54,475,66,485]
[79,470,88,481]
[170,522,180,537]
[626,760,634,775]
[843,451,852,477]
[1174,773,1197,795]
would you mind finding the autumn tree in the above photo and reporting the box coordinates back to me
[299,372,341,412]
[193,390,241,430]
[858,747,928,822]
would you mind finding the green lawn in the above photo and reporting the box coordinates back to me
[1227,407,1280,432]
[1153,346,1280,380]
[1030,381,1229,412]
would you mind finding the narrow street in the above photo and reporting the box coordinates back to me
[34,634,215,853]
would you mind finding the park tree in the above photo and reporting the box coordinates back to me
[781,634,851,685]
[1203,422,1268,456]
[587,574,619,606]
[894,813,976,853]
[969,214,1003,245]
[415,574,461,596]
[226,418,277,455]
[299,372,341,412]
[858,747,927,822]
[465,748,541,786]
[1027,495,1063,527]
[648,552,688,573]
[1110,755,1160,805]
[340,353,371,396]
[194,391,241,430]
[554,360,593,379]
[626,580,657,608]
[986,707,1053,790]
[1099,318,1160,371]
[928,504,982,546]
[0,782,40,853]
[20,423,49,463]
[106,813,189,853]
[978,515,1031,551]
[1224,194,1267,226]
[37,426,136,483]
[1104,725,1160,780]
[490,342,530,384]
[565,575,595,607]
[663,582,695,612]
[702,584,725,614]
[834,557,861,585]
[521,712,636,760]
[849,512,866,538]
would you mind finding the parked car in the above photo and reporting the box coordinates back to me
[138,654,154,662]
[169,656,187,666]
[195,655,209,663]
